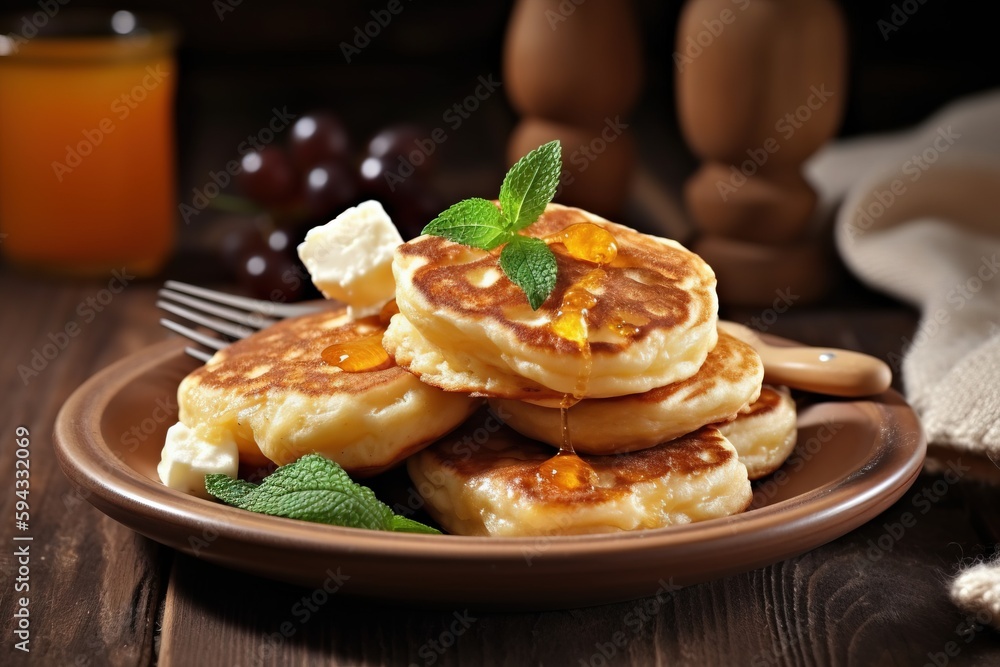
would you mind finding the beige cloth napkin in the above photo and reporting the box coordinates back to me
[805,89,1000,626]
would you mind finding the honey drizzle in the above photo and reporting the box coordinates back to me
[321,316,394,373]
[537,222,620,490]
[545,222,618,265]
[378,298,399,325]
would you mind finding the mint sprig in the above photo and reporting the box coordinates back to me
[421,140,562,309]
[205,454,440,535]
[499,236,557,310]
[498,141,562,230]
[422,198,506,249]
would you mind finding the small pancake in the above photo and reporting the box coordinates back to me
[385,203,718,403]
[718,386,797,480]
[177,308,480,475]
[490,330,763,454]
[407,410,752,537]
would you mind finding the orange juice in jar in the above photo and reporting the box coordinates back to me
[0,11,177,276]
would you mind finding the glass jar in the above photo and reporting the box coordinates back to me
[0,10,178,276]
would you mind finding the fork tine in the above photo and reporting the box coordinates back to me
[158,288,278,329]
[184,346,214,363]
[164,280,329,319]
[163,280,280,313]
[159,317,229,351]
[157,300,255,340]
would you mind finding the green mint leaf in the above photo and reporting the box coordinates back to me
[205,475,258,506]
[421,198,507,250]
[389,515,442,535]
[205,454,439,534]
[499,235,558,310]
[498,140,561,232]
[419,140,564,308]
[245,454,393,529]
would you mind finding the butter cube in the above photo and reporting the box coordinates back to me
[157,422,239,499]
[297,200,403,316]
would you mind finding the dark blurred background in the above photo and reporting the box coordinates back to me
[2,0,996,289]
[5,1,994,187]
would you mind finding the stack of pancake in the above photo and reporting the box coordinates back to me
[387,203,797,536]
[175,203,797,536]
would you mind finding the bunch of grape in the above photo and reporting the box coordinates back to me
[221,112,444,301]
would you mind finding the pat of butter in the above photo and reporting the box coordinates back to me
[157,422,239,499]
[297,200,403,317]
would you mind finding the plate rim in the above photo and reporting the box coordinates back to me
[54,338,927,585]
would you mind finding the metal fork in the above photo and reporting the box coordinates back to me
[157,280,329,362]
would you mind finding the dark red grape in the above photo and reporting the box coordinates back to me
[358,153,424,203]
[237,248,306,302]
[305,161,359,218]
[358,155,393,201]
[238,146,297,207]
[267,228,294,253]
[220,223,268,271]
[366,124,434,172]
[391,189,446,239]
[290,112,351,170]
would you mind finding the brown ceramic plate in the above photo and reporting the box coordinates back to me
[55,338,925,610]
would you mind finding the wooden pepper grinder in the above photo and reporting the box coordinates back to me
[676,0,847,306]
[504,0,643,218]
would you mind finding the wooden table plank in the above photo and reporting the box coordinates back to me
[155,468,1000,667]
[1,269,167,666]
[5,264,1000,666]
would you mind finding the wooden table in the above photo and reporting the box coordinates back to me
[3,263,1000,667]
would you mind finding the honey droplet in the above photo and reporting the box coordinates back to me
[605,309,648,340]
[546,222,618,265]
[379,298,399,326]
[552,280,599,345]
[538,451,598,490]
[609,318,641,339]
[322,333,393,372]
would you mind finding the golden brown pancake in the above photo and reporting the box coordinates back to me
[384,204,718,404]
[177,308,480,475]
[407,410,752,536]
[718,385,797,480]
[490,330,763,454]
